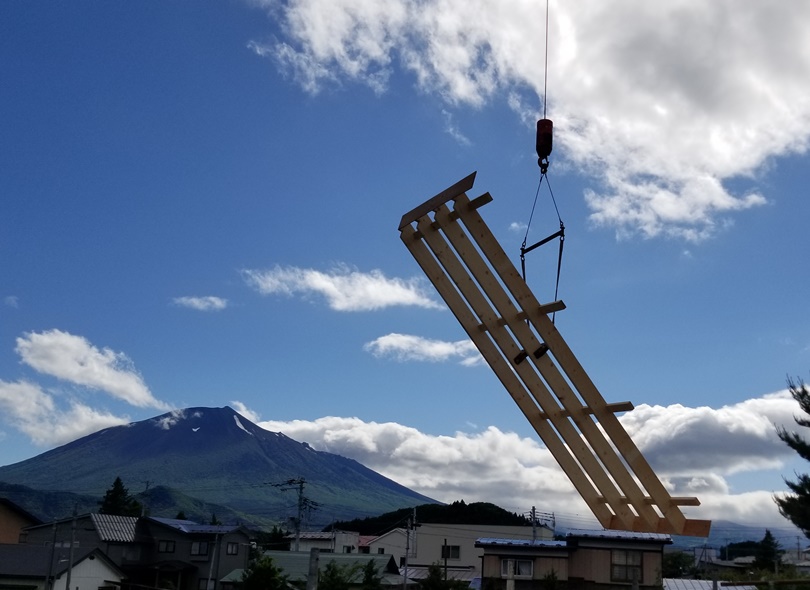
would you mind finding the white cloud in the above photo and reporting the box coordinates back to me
[4,296,18,308]
[251,1,810,240]
[231,400,262,424]
[242,264,443,311]
[441,109,471,146]
[364,333,482,366]
[173,296,229,311]
[257,390,804,528]
[0,379,130,446]
[15,329,170,410]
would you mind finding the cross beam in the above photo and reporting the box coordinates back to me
[399,172,711,537]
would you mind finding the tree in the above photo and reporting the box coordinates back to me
[753,530,782,573]
[360,560,383,590]
[662,551,695,578]
[319,560,360,590]
[775,378,810,537]
[240,555,288,590]
[418,563,468,590]
[98,476,142,517]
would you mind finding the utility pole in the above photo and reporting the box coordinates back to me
[46,521,56,590]
[272,478,319,552]
[531,506,537,541]
[64,506,77,590]
[402,515,411,590]
[401,507,417,590]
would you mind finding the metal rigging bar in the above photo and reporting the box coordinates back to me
[399,172,711,537]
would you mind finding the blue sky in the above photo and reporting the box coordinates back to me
[2,1,810,537]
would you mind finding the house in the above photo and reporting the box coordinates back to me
[21,513,146,566]
[0,543,124,590]
[476,529,673,590]
[20,513,253,590]
[0,497,42,543]
[127,517,253,590]
[288,530,361,553]
[367,523,555,581]
[261,550,409,588]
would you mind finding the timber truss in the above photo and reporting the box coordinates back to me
[398,172,711,537]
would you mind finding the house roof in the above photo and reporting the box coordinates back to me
[261,551,401,582]
[0,544,123,578]
[476,538,567,548]
[290,531,335,540]
[664,579,757,590]
[404,566,479,582]
[91,513,139,542]
[0,498,42,525]
[566,529,672,543]
[147,516,249,535]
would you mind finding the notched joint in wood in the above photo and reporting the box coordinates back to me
[514,350,528,365]
[533,344,549,359]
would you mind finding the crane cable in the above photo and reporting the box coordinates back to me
[520,0,565,323]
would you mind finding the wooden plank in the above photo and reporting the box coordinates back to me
[398,172,477,230]
[399,221,618,527]
[449,192,700,535]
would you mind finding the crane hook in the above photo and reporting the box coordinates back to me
[536,118,553,174]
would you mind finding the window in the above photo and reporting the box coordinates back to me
[501,559,533,578]
[377,548,385,554]
[191,541,209,556]
[611,550,642,583]
[158,540,176,553]
[441,545,461,560]
[226,542,239,555]
[343,545,353,553]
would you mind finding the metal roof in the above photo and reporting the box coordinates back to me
[664,579,757,590]
[476,538,567,548]
[261,551,401,582]
[566,529,672,542]
[148,516,245,535]
[91,513,139,542]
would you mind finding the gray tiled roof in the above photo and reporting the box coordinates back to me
[91,513,139,542]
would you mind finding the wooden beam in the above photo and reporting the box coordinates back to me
[538,401,634,420]
[398,171,477,230]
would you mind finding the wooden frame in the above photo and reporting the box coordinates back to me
[399,173,710,537]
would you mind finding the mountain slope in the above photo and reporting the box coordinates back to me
[0,406,436,526]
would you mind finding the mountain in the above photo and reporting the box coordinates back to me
[0,406,436,527]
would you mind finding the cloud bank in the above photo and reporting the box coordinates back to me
[0,330,171,447]
[243,264,442,311]
[250,0,810,240]
[243,389,803,528]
